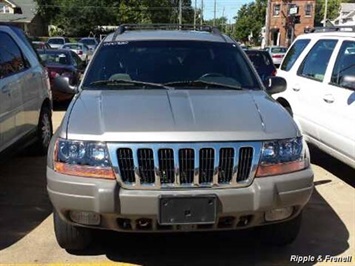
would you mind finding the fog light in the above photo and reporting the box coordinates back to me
[265,207,293,222]
[69,211,101,225]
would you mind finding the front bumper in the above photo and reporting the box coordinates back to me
[47,167,314,232]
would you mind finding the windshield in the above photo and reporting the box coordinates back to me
[83,40,260,89]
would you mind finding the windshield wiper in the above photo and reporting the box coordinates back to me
[164,80,242,90]
[90,79,173,90]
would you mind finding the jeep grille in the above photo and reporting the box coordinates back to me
[110,142,261,189]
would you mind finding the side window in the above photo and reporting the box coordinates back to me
[297,39,337,82]
[280,39,310,71]
[71,51,81,66]
[331,41,355,90]
[0,32,27,79]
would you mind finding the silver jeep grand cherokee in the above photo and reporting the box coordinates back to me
[47,25,314,250]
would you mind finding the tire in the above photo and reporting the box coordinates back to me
[259,213,302,246]
[53,210,92,251]
[35,106,53,155]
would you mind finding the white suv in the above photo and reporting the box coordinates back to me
[273,28,355,169]
[0,24,53,157]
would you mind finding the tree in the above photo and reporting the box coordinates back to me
[314,0,340,26]
[35,0,195,36]
[233,0,267,45]
[204,17,228,33]
[35,0,60,24]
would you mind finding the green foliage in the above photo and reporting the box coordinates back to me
[35,0,195,36]
[204,17,228,32]
[315,0,340,26]
[234,0,267,44]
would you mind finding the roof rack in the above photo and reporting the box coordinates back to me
[112,24,224,40]
[310,26,355,33]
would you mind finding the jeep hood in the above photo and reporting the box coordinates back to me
[63,90,299,142]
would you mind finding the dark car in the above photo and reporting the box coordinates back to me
[32,41,52,50]
[245,50,277,82]
[37,49,86,102]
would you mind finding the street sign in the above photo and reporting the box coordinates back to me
[289,6,298,15]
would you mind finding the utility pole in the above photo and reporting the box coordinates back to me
[323,0,328,27]
[179,0,182,25]
[222,6,225,31]
[264,0,271,47]
[194,0,197,28]
[213,0,216,26]
[200,0,204,25]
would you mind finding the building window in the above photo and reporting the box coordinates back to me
[273,4,280,16]
[305,4,312,17]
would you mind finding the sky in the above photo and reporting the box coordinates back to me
[198,0,254,22]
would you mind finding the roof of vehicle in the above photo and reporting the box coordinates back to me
[268,45,287,48]
[297,31,355,39]
[47,36,67,39]
[63,42,85,46]
[37,48,71,54]
[245,49,270,54]
[104,25,234,44]
[80,37,97,40]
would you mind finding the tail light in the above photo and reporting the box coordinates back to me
[78,50,83,55]
[50,71,59,79]
[272,54,283,58]
[271,69,277,76]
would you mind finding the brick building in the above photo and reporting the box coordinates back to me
[267,0,316,47]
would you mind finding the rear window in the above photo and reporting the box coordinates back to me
[48,38,64,44]
[280,39,311,71]
[80,39,97,45]
[63,44,81,50]
[271,47,287,53]
[38,50,70,65]
[246,51,272,67]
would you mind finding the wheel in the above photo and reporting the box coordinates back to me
[258,212,302,246]
[53,210,92,250]
[35,106,53,155]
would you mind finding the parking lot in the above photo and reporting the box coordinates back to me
[0,111,354,265]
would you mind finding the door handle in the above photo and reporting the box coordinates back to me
[323,94,334,103]
[292,87,300,92]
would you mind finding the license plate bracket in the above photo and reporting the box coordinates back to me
[159,195,217,225]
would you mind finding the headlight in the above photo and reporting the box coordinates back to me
[54,139,115,179]
[256,137,308,177]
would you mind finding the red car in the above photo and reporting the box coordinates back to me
[38,49,86,102]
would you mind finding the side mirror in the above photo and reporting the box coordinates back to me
[53,76,78,94]
[264,76,287,94]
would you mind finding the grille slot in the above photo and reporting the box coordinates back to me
[158,149,175,184]
[137,149,155,184]
[199,148,214,184]
[237,147,253,181]
[179,149,195,184]
[117,148,135,183]
[218,148,234,183]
